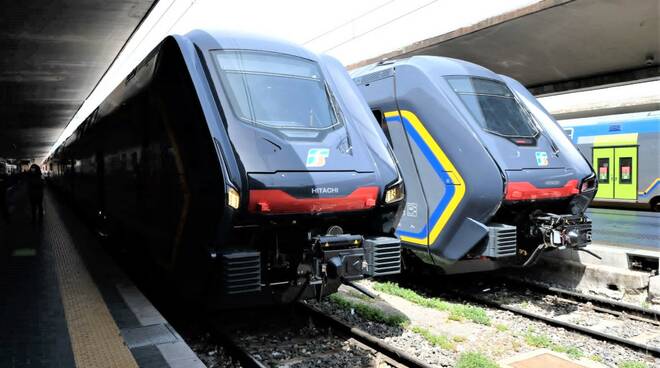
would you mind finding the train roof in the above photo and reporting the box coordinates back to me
[183,29,320,62]
[351,55,504,84]
[49,29,343,158]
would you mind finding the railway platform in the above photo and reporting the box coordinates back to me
[522,208,660,304]
[0,185,204,368]
[588,208,660,251]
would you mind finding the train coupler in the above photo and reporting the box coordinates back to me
[311,234,401,280]
[518,213,594,267]
[532,213,592,249]
[312,234,366,282]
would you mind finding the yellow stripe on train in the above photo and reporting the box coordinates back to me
[639,178,660,195]
[386,110,465,246]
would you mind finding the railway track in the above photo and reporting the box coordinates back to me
[503,277,660,323]
[209,302,433,368]
[444,279,660,358]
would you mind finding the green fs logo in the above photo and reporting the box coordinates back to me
[306,148,330,168]
[535,151,549,166]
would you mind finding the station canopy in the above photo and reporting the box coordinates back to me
[0,0,156,160]
[350,0,659,96]
[2,0,658,160]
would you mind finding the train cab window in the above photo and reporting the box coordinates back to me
[212,50,341,130]
[446,76,538,138]
[619,157,633,184]
[597,158,610,183]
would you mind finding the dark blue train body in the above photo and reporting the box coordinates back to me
[46,30,404,308]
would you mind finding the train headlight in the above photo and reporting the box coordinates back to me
[227,187,240,209]
[580,174,597,193]
[384,181,404,204]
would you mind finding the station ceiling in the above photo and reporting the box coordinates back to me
[350,0,659,96]
[1,0,657,160]
[0,0,156,160]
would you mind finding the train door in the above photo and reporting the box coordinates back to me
[361,76,431,259]
[593,148,614,199]
[593,146,638,200]
[613,146,637,200]
[379,109,431,250]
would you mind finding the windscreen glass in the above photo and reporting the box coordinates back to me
[213,50,340,130]
[447,76,538,137]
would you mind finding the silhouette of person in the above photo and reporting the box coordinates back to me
[26,164,44,223]
[0,171,9,223]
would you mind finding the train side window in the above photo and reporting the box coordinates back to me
[619,157,632,184]
[563,128,574,140]
[597,158,609,183]
[372,109,393,146]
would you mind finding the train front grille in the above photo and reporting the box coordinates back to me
[220,251,261,295]
[364,237,401,276]
[484,224,517,258]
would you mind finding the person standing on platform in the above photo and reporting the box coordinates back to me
[27,164,44,223]
[0,170,9,224]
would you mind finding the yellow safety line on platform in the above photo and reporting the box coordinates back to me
[47,195,138,368]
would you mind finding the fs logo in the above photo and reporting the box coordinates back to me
[306,148,330,168]
[535,151,549,167]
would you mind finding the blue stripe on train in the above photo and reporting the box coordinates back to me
[386,114,456,240]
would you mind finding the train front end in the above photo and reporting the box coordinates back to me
[191,31,404,306]
[440,67,597,269]
[434,64,597,269]
[352,56,595,273]
[480,75,597,266]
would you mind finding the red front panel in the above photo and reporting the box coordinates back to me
[248,186,379,214]
[505,179,579,201]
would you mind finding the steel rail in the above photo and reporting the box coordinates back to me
[550,296,660,326]
[296,302,435,368]
[209,302,433,368]
[208,325,268,368]
[503,277,660,322]
[448,289,660,358]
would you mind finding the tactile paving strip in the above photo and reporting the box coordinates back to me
[46,194,138,368]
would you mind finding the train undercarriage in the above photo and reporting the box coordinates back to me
[439,199,594,275]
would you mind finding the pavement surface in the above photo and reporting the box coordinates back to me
[0,183,204,368]
[587,208,660,250]
[0,186,76,367]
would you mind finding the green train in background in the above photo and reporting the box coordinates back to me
[560,111,660,211]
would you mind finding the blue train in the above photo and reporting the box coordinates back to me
[353,56,596,274]
[46,30,404,308]
[560,111,660,211]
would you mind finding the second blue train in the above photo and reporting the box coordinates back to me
[353,56,597,273]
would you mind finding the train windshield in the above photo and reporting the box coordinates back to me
[447,76,538,138]
[212,50,341,130]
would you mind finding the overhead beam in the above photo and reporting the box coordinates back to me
[346,0,574,70]
[530,66,660,96]
[348,0,659,96]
